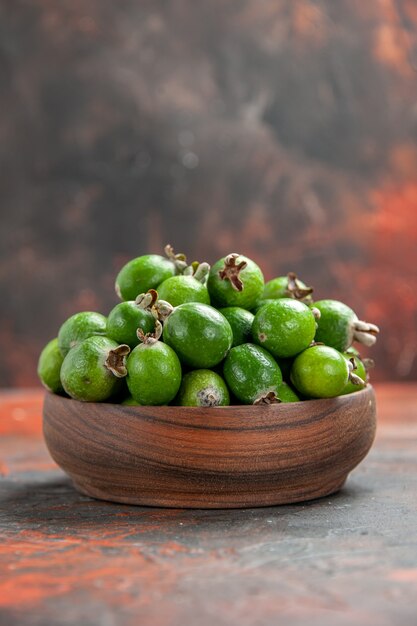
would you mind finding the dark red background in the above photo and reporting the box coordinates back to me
[1,1,417,386]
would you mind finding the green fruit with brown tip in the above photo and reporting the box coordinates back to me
[313,300,379,351]
[176,370,230,407]
[58,311,107,357]
[290,345,350,398]
[37,338,64,394]
[340,353,367,395]
[126,327,182,405]
[106,301,155,348]
[262,272,313,302]
[223,343,282,405]
[208,253,264,310]
[60,337,129,402]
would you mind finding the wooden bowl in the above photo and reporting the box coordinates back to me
[43,386,376,509]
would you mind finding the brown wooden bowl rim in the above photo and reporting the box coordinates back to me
[45,385,374,421]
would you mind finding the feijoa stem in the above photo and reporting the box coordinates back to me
[105,344,131,378]
[348,357,366,386]
[135,289,158,312]
[253,391,282,405]
[137,320,163,345]
[353,320,380,347]
[155,299,174,322]
[218,253,247,291]
[286,272,314,301]
[164,244,188,273]
[311,307,321,320]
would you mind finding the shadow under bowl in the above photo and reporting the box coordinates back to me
[43,386,376,509]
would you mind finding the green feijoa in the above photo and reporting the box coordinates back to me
[262,272,313,302]
[313,300,379,352]
[340,353,367,395]
[163,302,233,368]
[223,343,282,405]
[60,337,129,402]
[126,339,182,406]
[277,382,300,403]
[290,345,350,398]
[115,255,175,302]
[58,311,107,357]
[208,253,264,309]
[115,245,187,301]
[157,275,210,307]
[106,301,155,348]
[176,370,230,407]
[253,298,316,359]
[37,338,64,394]
[218,307,254,347]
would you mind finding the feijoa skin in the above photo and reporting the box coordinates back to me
[208,254,264,310]
[115,255,176,301]
[223,343,282,405]
[60,336,127,402]
[340,353,367,395]
[262,277,288,300]
[253,298,317,359]
[218,307,254,347]
[290,345,350,399]
[58,312,107,357]
[157,275,210,307]
[313,300,379,351]
[277,382,300,403]
[37,338,64,394]
[107,301,155,348]
[262,273,313,302]
[163,303,233,368]
[126,341,182,406]
[176,370,230,407]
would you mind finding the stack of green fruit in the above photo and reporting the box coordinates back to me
[38,246,379,407]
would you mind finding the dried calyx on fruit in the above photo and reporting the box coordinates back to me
[164,244,188,273]
[286,272,314,301]
[313,300,380,351]
[253,391,281,405]
[208,253,264,309]
[136,319,163,345]
[60,337,131,402]
[262,272,314,303]
[218,254,248,292]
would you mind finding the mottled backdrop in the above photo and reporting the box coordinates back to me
[1,0,417,386]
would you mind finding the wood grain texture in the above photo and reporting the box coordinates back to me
[43,387,376,508]
[1,386,417,626]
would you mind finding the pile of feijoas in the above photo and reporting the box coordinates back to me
[38,246,379,406]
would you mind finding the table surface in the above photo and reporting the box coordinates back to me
[1,385,416,626]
